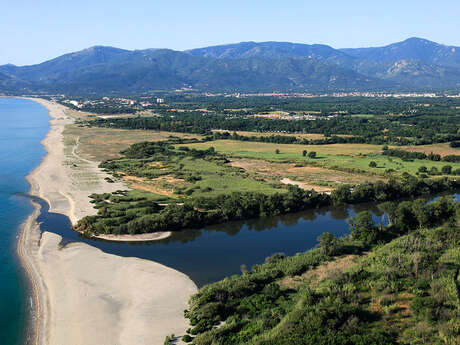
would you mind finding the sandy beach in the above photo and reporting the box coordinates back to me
[18,99,197,345]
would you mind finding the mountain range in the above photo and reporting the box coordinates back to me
[1,37,460,95]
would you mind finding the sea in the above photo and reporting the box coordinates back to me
[0,98,50,345]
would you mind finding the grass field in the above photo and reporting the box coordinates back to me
[180,140,383,156]
[107,154,281,199]
[66,114,459,196]
[179,140,460,178]
[229,158,383,192]
[399,142,460,156]
[325,153,460,176]
[64,125,202,162]
[174,156,280,197]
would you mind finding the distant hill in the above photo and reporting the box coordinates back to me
[341,37,460,68]
[186,41,354,62]
[189,38,460,90]
[1,38,460,95]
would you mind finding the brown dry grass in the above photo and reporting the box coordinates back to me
[229,158,382,190]
[123,175,187,196]
[304,255,359,285]
[280,255,359,289]
[62,107,95,120]
[123,175,165,194]
[398,143,460,157]
[185,140,383,156]
[64,125,202,162]
[280,178,333,193]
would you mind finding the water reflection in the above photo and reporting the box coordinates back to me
[21,192,459,287]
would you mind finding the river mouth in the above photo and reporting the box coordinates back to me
[23,192,459,287]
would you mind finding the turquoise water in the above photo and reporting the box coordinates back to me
[0,98,50,345]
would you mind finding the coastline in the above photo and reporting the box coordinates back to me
[17,98,198,345]
[17,202,46,345]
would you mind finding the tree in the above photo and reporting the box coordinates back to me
[378,201,397,226]
[302,150,307,157]
[331,184,352,204]
[393,201,419,232]
[348,211,379,245]
[308,151,317,158]
[441,165,452,174]
[318,232,339,256]
[411,199,431,228]
[429,166,439,175]
[182,334,193,343]
[428,152,441,161]
[369,161,377,168]
[418,166,427,173]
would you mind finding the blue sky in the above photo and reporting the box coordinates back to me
[2,0,460,65]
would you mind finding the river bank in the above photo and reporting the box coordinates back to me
[17,99,197,345]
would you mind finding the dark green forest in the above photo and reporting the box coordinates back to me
[85,97,460,146]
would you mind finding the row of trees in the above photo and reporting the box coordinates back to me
[76,175,460,236]
[86,108,460,146]
[382,148,460,163]
[418,165,460,175]
[211,131,367,146]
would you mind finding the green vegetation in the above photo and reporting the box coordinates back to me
[163,334,175,345]
[101,141,279,198]
[383,148,460,163]
[76,140,459,236]
[180,140,460,177]
[86,97,460,146]
[61,95,460,344]
[58,94,460,343]
[183,197,459,344]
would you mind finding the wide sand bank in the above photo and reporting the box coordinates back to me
[18,99,197,345]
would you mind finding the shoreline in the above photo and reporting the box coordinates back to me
[17,201,45,345]
[16,98,197,345]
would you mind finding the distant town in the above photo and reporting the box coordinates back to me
[22,91,458,114]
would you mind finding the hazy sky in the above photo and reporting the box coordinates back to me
[2,0,460,65]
